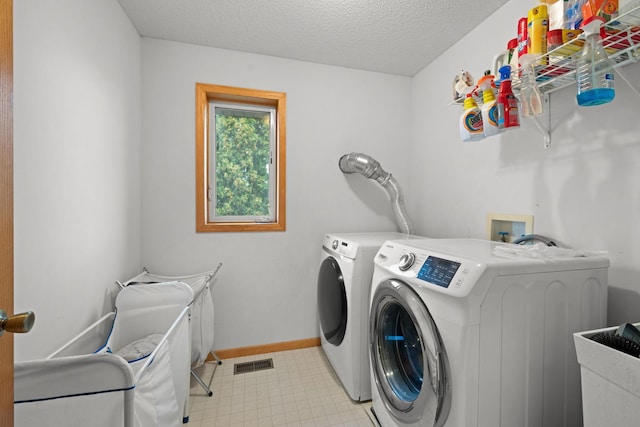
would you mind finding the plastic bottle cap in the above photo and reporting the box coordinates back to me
[478,75,496,103]
[519,53,537,67]
[477,74,494,88]
[528,4,548,21]
[581,16,606,35]
[463,93,479,109]
[499,65,512,81]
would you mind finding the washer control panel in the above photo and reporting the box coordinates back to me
[375,240,487,295]
[416,256,461,288]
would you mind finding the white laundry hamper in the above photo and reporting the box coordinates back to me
[119,263,222,396]
[574,323,640,427]
[14,281,193,427]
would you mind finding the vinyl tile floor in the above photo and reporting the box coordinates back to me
[187,346,375,427]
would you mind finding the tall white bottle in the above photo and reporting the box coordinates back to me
[478,74,501,137]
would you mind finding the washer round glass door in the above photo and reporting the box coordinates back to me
[370,279,451,426]
[317,256,347,346]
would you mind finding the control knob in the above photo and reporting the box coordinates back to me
[332,240,339,250]
[398,253,416,271]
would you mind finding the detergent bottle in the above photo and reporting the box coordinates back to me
[459,88,484,142]
[477,73,501,137]
[497,65,520,130]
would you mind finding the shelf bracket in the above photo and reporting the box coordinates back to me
[528,93,551,149]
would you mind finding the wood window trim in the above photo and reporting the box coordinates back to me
[195,83,286,232]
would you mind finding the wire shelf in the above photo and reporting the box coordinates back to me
[513,3,640,94]
[451,2,640,103]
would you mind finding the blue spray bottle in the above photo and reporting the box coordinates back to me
[497,65,520,130]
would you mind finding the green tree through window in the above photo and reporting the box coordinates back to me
[214,108,271,217]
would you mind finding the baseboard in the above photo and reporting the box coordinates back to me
[209,337,321,360]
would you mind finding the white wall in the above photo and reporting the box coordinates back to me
[13,0,142,360]
[15,0,637,359]
[411,0,640,326]
[140,39,412,350]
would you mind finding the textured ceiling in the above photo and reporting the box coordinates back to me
[117,0,509,77]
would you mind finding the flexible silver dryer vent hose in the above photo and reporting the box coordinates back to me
[338,152,413,235]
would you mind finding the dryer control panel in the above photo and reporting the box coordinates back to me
[322,234,358,260]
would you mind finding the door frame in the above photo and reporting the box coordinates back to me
[0,0,14,424]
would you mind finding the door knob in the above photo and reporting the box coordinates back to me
[0,310,35,336]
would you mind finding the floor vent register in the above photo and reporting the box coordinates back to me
[234,358,274,375]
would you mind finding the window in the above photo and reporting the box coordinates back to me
[196,84,286,232]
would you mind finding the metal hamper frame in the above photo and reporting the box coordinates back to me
[117,263,223,397]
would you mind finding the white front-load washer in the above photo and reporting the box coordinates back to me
[317,232,412,401]
[369,238,609,427]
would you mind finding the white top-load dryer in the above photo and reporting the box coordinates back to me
[369,238,609,427]
[317,232,414,401]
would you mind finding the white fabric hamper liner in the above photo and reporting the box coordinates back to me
[14,281,194,427]
[119,264,222,396]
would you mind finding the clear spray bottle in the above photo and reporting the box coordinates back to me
[576,16,615,106]
[519,54,543,117]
